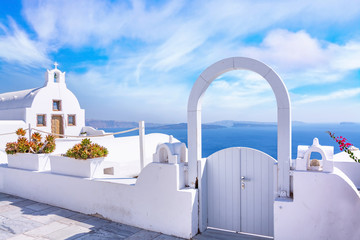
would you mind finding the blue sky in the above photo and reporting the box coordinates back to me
[0,0,360,123]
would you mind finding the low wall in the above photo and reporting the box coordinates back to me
[334,161,360,188]
[0,162,198,239]
[0,121,27,148]
[1,133,177,178]
[81,126,108,137]
[0,121,27,163]
[334,151,360,188]
[274,168,360,240]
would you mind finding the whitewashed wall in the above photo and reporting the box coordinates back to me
[54,133,178,177]
[0,67,85,137]
[0,108,26,121]
[274,168,360,240]
[0,162,198,239]
[27,84,85,136]
[0,121,27,163]
[333,151,360,188]
[0,128,175,178]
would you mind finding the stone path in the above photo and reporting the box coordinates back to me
[0,192,273,240]
[0,192,184,240]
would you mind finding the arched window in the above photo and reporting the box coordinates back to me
[54,72,59,83]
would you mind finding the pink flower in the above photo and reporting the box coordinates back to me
[327,131,359,163]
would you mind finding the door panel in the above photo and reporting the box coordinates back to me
[207,147,276,237]
[51,115,63,137]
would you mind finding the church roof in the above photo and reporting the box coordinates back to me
[0,87,42,110]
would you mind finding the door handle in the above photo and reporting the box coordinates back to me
[241,176,250,182]
[241,176,250,190]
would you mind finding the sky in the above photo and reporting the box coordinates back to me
[0,0,360,124]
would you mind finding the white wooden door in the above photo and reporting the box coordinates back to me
[206,147,277,237]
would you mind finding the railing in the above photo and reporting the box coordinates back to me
[0,121,147,171]
[31,127,140,138]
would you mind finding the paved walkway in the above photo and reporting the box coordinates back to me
[0,192,273,240]
[0,192,183,240]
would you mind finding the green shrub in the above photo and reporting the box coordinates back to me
[65,138,108,160]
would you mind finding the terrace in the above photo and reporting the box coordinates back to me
[0,57,359,240]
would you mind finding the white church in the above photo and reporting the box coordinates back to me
[0,63,85,137]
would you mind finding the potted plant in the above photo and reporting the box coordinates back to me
[50,138,109,178]
[309,159,321,171]
[6,128,56,171]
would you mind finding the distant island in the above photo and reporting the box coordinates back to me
[85,120,226,129]
[86,119,360,130]
[340,122,359,125]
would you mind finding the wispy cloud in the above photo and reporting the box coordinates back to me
[0,19,50,66]
[330,41,360,71]
[22,0,184,47]
[237,29,360,91]
[294,88,360,105]
[240,29,329,71]
[1,0,360,122]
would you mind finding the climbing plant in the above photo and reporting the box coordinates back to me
[327,131,359,163]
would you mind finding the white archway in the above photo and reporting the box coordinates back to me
[187,57,292,197]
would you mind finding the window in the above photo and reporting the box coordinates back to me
[68,115,76,126]
[53,100,61,111]
[37,114,46,126]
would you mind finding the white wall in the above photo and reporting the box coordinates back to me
[274,168,360,240]
[28,84,85,136]
[0,129,175,178]
[333,151,360,188]
[80,126,107,136]
[0,67,85,137]
[0,121,27,163]
[0,162,198,239]
[54,133,178,177]
[0,108,26,121]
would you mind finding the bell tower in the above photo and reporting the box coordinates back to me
[44,62,66,86]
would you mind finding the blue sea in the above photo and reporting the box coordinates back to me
[101,124,360,159]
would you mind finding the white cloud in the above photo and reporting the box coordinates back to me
[22,0,184,47]
[1,0,360,123]
[17,0,360,74]
[294,88,360,105]
[235,29,360,92]
[241,29,329,71]
[0,19,50,66]
[203,72,275,111]
[330,41,360,71]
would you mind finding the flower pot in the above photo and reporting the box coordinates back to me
[49,155,106,178]
[7,153,50,171]
[309,165,322,171]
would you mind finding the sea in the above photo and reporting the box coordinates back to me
[100,123,360,160]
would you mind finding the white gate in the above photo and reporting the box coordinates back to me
[206,147,277,237]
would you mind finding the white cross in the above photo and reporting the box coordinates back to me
[54,62,59,69]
